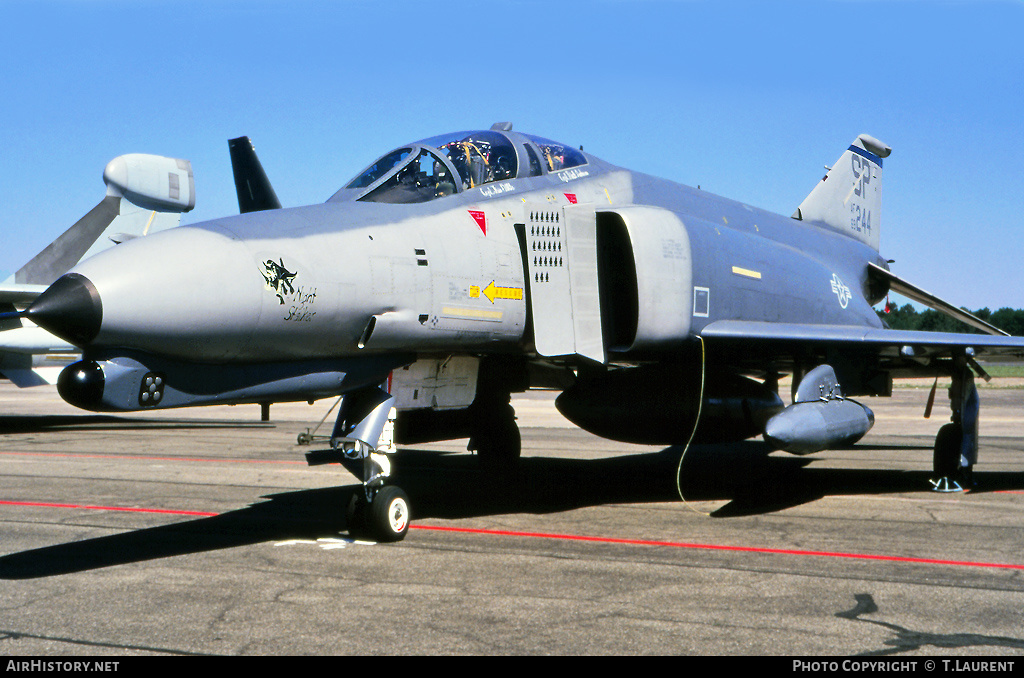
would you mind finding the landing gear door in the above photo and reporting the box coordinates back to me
[521,204,605,364]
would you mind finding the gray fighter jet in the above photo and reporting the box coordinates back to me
[21,123,1024,541]
[0,154,194,386]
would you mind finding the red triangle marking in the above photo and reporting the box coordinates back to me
[468,210,487,235]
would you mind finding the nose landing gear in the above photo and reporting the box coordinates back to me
[348,481,410,542]
[306,384,410,542]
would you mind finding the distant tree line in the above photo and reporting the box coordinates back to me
[878,304,1024,336]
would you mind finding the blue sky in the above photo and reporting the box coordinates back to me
[2,0,1022,310]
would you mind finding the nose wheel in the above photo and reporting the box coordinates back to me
[316,384,412,542]
[348,485,410,542]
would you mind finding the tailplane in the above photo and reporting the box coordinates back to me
[792,134,890,251]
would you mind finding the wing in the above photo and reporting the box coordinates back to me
[0,285,49,307]
[701,261,1024,372]
[701,319,1024,382]
[866,263,1008,336]
[702,320,1024,356]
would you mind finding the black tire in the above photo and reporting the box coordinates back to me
[368,486,410,542]
[933,423,963,477]
[471,404,521,474]
[346,493,367,535]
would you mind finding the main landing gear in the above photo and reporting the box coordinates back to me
[931,355,980,493]
[306,384,409,542]
[468,397,521,475]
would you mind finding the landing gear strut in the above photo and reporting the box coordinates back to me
[309,384,410,542]
[931,356,979,493]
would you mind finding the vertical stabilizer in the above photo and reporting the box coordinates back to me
[229,137,282,213]
[792,134,890,251]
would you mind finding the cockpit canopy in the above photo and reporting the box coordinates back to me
[331,124,588,205]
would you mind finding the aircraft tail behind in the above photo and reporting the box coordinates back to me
[1,153,194,388]
[229,136,282,213]
[10,154,195,286]
[792,134,891,251]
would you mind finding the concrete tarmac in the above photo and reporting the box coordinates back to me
[2,382,1024,656]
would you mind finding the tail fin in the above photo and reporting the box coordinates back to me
[11,154,194,286]
[229,136,282,213]
[792,134,891,251]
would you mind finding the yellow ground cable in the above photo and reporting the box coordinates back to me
[675,335,715,516]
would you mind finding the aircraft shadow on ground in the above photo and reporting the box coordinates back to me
[4,441,1024,579]
[396,441,1024,519]
[0,414,273,433]
[0,485,355,580]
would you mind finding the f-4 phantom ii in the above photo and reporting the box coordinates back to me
[0,153,193,387]
[21,123,1024,541]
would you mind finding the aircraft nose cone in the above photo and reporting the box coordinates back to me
[25,273,103,346]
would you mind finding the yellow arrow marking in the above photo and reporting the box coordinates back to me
[482,281,523,303]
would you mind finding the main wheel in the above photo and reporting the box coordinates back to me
[368,485,410,542]
[470,403,521,474]
[933,423,963,478]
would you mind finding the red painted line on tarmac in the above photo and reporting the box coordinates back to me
[0,500,217,517]
[409,524,1024,571]
[6,500,1023,571]
[0,451,304,465]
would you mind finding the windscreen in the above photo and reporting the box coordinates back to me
[358,148,458,204]
[346,148,413,189]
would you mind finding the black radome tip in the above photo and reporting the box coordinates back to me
[25,273,103,346]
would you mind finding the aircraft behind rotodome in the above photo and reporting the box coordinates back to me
[0,154,194,387]
[18,122,1024,541]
